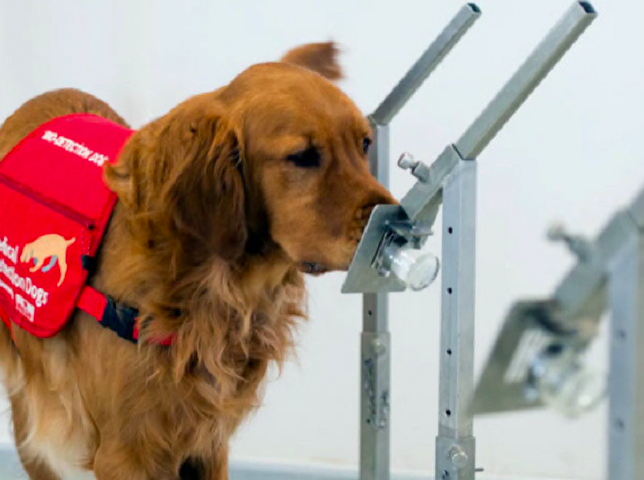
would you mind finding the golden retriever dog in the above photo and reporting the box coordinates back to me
[0,42,394,480]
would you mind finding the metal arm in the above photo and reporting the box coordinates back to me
[455,1,597,160]
[371,3,481,126]
[343,1,597,295]
[472,183,644,417]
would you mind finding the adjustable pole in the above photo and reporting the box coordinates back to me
[435,4,596,480]
[360,6,481,480]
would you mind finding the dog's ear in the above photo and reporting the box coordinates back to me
[104,133,149,213]
[280,42,343,81]
[168,109,247,261]
[106,101,247,262]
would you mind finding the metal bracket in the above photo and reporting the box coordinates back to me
[473,203,642,416]
[343,205,410,294]
[344,3,597,295]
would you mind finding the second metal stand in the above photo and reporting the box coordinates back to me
[608,215,644,480]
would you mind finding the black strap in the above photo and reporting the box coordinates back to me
[99,296,139,344]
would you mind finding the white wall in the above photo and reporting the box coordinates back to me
[1,1,642,479]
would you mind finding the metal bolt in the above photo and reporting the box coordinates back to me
[397,152,418,170]
[450,447,469,470]
[397,152,431,183]
[372,339,387,356]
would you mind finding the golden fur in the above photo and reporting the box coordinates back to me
[0,43,394,480]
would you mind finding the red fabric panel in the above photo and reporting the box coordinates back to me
[76,286,108,322]
[0,114,133,337]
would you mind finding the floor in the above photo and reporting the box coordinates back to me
[0,444,570,480]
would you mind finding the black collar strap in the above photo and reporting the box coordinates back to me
[76,286,173,345]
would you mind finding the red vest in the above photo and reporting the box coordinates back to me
[0,114,133,338]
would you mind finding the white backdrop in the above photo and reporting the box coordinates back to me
[1,1,643,479]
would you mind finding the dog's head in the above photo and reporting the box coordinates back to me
[108,60,394,275]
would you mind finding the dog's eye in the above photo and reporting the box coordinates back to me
[362,137,372,155]
[287,147,321,168]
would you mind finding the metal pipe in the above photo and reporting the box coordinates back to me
[363,122,391,333]
[607,224,644,480]
[455,2,597,160]
[435,160,478,480]
[399,1,597,230]
[371,4,481,126]
[360,120,391,480]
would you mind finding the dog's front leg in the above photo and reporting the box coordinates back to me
[200,446,229,480]
[10,396,63,480]
[210,446,229,480]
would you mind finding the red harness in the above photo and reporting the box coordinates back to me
[0,114,169,345]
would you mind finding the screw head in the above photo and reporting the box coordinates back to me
[450,447,469,469]
[397,152,417,170]
[372,339,387,356]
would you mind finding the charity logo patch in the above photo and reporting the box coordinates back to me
[20,234,76,287]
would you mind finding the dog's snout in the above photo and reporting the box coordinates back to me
[363,180,398,208]
[349,176,396,224]
[352,182,397,237]
[355,203,376,223]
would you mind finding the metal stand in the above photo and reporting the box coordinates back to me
[436,161,477,480]
[607,212,644,480]
[473,185,644,480]
[348,3,596,480]
[468,96,644,480]
[360,6,481,480]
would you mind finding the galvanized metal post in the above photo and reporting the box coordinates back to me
[433,4,595,478]
[370,4,482,127]
[435,160,477,480]
[360,122,392,480]
[455,1,597,160]
[607,225,644,480]
[359,6,481,480]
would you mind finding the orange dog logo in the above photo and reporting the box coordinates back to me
[20,234,76,287]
